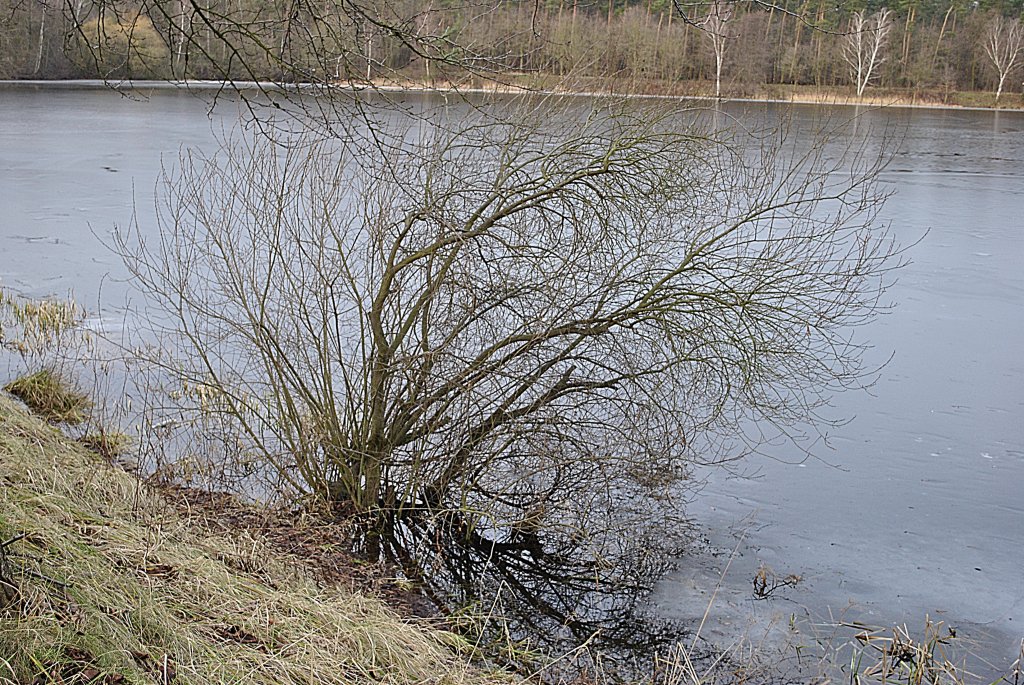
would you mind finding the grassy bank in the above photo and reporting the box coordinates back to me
[4,75,1022,112]
[369,73,1024,111]
[0,393,510,685]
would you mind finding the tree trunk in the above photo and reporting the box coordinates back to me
[933,5,953,66]
[33,4,46,75]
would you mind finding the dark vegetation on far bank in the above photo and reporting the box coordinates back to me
[1,0,1023,108]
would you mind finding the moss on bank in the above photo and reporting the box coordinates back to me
[0,394,511,685]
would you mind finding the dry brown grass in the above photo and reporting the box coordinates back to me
[0,394,513,685]
[0,290,86,359]
[367,76,1024,112]
[78,429,133,461]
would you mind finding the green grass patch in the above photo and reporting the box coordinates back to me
[4,369,91,424]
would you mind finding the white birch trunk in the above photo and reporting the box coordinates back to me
[33,1,47,75]
[984,16,1024,103]
[843,9,892,97]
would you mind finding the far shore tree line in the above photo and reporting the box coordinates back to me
[1,0,1023,103]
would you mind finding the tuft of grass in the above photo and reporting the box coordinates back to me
[0,289,86,358]
[849,618,974,685]
[4,369,91,424]
[78,429,133,461]
[0,395,511,685]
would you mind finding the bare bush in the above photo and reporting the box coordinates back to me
[115,97,899,555]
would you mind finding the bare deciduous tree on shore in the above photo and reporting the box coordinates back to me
[696,0,733,98]
[708,0,733,98]
[115,100,899,555]
[843,8,893,97]
[983,14,1024,102]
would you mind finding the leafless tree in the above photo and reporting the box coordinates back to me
[983,14,1024,102]
[33,0,49,74]
[844,8,893,97]
[702,0,733,98]
[171,0,191,78]
[114,99,899,552]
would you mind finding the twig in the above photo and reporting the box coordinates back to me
[22,569,69,589]
[0,533,27,550]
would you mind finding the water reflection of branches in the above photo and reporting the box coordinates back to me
[379,501,689,674]
[114,96,901,676]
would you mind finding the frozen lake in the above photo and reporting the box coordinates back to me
[1,84,1021,675]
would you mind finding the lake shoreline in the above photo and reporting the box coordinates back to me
[0,392,509,684]
[2,77,1023,114]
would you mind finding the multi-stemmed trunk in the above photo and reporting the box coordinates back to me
[844,9,892,97]
[984,15,1023,104]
